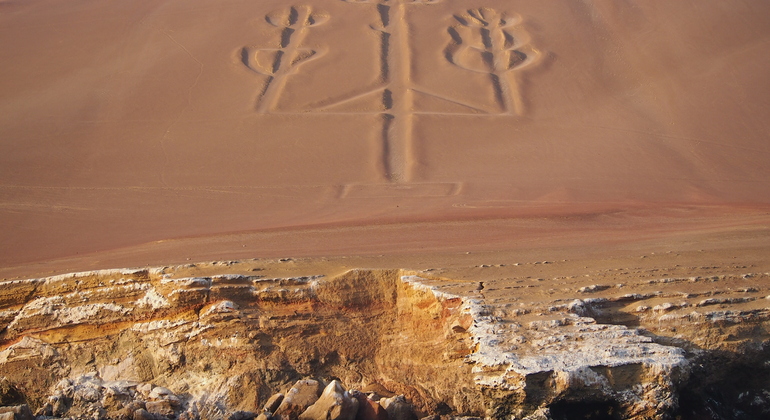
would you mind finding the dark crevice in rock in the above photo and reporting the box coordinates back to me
[549,401,620,420]
[677,345,770,420]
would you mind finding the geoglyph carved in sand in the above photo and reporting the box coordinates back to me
[447,8,540,117]
[241,2,540,183]
[240,6,330,113]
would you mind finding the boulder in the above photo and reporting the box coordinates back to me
[263,393,285,413]
[360,384,395,401]
[134,408,155,420]
[73,385,100,403]
[273,379,323,420]
[299,380,359,420]
[125,401,147,412]
[352,391,388,420]
[148,386,174,401]
[137,383,154,397]
[102,388,129,412]
[380,396,416,420]
[35,402,53,418]
[146,399,175,417]
[0,405,33,420]
[230,411,258,420]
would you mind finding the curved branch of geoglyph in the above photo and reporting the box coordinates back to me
[447,8,539,115]
[241,6,329,113]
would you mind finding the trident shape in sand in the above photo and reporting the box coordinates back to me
[446,8,538,116]
[242,2,538,183]
[241,6,329,113]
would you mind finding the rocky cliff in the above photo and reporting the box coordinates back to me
[0,262,768,419]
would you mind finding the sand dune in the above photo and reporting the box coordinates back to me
[1,0,769,274]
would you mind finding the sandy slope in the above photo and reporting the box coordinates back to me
[1,0,769,276]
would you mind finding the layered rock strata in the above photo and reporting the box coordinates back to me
[0,264,768,419]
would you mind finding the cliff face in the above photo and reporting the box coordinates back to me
[0,263,769,419]
[0,267,482,419]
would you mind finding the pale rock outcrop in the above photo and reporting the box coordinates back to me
[380,396,416,420]
[273,380,324,420]
[299,381,359,420]
[148,386,181,409]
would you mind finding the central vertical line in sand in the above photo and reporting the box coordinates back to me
[381,1,414,183]
[486,21,523,117]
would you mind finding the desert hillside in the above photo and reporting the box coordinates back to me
[1,0,770,419]
[1,0,769,273]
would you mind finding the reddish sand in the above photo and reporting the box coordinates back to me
[1,0,769,278]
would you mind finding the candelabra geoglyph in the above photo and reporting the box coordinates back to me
[241,1,540,184]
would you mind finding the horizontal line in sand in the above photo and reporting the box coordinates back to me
[341,182,462,198]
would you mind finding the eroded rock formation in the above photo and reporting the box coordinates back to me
[0,263,769,419]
